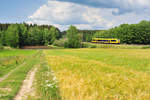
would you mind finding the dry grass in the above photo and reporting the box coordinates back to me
[44,48,150,100]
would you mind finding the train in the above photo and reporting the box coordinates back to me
[91,38,120,44]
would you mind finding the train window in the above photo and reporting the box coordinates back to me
[98,40,109,42]
[111,40,116,42]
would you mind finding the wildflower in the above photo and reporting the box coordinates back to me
[53,76,57,81]
[45,80,49,83]
[47,83,53,87]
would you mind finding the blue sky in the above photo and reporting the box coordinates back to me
[0,0,46,23]
[0,0,150,30]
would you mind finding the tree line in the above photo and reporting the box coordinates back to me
[94,20,150,44]
[1,20,150,49]
[0,23,61,48]
[0,23,98,49]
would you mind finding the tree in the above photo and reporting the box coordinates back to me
[0,31,2,44]
[28,26,44,46]
[5,24,19,48]
[18,24,28,47]
[0,31,3,49]
[93,20,150,45]
[43,28,51,45]
[66,26,81,48]
[0,23,61,47]
[49,26,61,44]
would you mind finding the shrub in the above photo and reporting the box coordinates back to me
[82,43,97,48]
[0,44,3,49]
[66,26,82,48]
[90,45,97,48]
[53,38,67,47]
[82,43,90,48]
[142,46,150,49]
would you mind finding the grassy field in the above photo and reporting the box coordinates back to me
[0,49,61,100]
[84,42,150,49]
[1,46,150,100]
[0,50,39,100]
[0,50,37,78]
[44,48,150,100]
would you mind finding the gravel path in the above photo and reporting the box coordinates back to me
[14,65,38,100]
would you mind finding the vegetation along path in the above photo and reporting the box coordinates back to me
[0,50,41,100]
[14,65,38,100]
[1,47,150,100]
[0,62,26,83]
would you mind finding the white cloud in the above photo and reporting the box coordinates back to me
[69,0,150,14]
[27,0,150,30]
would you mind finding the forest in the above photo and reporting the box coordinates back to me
[94,20,150,44]
[0,20,150,49]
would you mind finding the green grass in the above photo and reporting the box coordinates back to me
[0,50,37,78]
[27,53,61,100]
[0,49,61,100]
[0,50,40,100]
[44,48,150,100]
[0,49,37,57]
[0,56,25,77]
[84,42,150,49]
[45,48,150,72]
[1,47,150,100]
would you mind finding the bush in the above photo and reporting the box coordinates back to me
[53,38,67,47]
[0,44,3,49]
[82,43,90,48]
[66,26,82,48]
[142,46,150,49]
[82,43,97,48]
[90,45,97,48]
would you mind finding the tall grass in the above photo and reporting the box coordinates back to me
[0,56,26,77]
[0,50,40,100]
[83,43,150,49]
[0,50,37,78]
[26,53,61,100]
[45,48,150,100]
[45,48,150,72]
[0,49,37,57]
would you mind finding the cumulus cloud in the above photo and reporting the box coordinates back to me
[56,0,150,14]
[28,0,115,30]
[27,0,150,30]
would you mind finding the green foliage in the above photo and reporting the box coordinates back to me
[53,38,67,47]
[82,43,97,48]
[94,30,113,38]
[1,20,150,47]
[142,46,150,49]
[0,31,6,46]
[80,30,98,42]
[66,26,82,48]
[0,44,3,50]
[28,26,44,45]
[0,31,3,49]
[5,24,19,48]
[94,20,150,44]
[0,50,40,100]
[49,26,61,44]
[0,23,61,48]
[18,24,28,47]
[43,29,51,45]
[34,58,61,100]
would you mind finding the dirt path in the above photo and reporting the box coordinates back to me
[14,65,38,100]
[0,62,26,83]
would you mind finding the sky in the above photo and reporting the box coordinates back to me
[0,0,150,30]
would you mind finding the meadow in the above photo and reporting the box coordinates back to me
[44,48,150,100]
[0,46,150,100]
